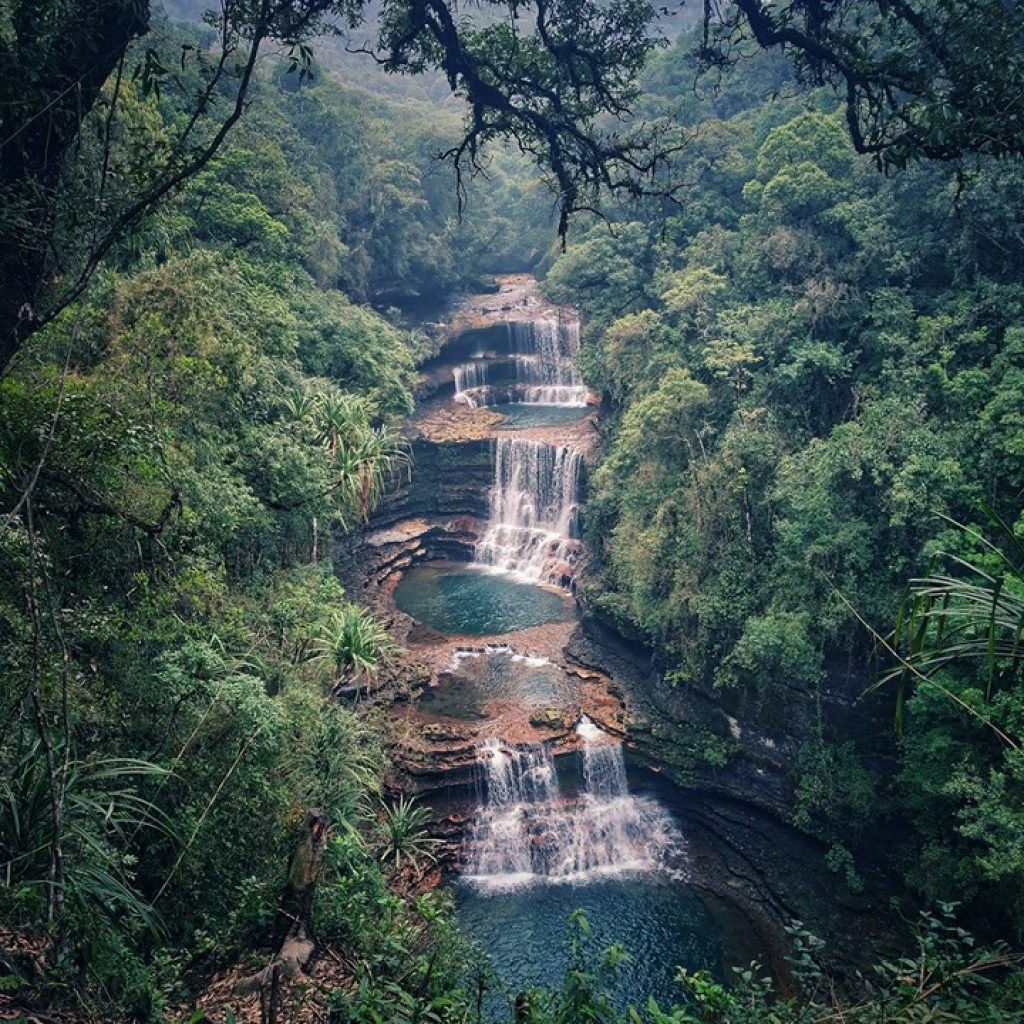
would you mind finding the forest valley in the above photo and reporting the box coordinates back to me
[2,1,1024,1022]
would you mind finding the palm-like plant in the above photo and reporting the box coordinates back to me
[349,425,411,522]
[378,796,442,873]
[312,604,397,688]
[0,741,172,933]
[313,392,410,524]
[281,389,318,423]
[883,506,1024,741]
[314,392,373,460]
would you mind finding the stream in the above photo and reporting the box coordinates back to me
[349,276,772,1015]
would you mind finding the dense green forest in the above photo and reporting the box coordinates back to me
[3,0,1024,1022]
[549,31,1024,938]
[0,16,551,1019]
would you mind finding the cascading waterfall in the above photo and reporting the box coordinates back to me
[453,362,491,407]
[510,316,588,406]
[464,721,681,890]
[448,304,587,410]
[577,717,628,800]
[474,437,581,583]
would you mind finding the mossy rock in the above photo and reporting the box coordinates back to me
[529,707,569,729]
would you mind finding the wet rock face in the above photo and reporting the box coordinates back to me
[421,721,476,743]
[337,436,495,608]
[374,438,493,530]
[529,706,572,730]
[564,613,795,821]
[566,608,895,828]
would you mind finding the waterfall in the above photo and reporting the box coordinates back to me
[474,438,581,584]
[453,362,491,407]
[578,719,629,801]
[465,739,562,884]
[510,316,588,407]
[464,723,681,890]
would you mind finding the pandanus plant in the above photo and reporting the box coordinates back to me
[312,604,397,689]
[280,389,318,423]
[378,796,442,874]
[314,392,372,461]
[334,424,410,524]
[311,392,410,523]
[882,505,1024,746]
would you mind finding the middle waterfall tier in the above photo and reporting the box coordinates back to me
[474,437,581,585]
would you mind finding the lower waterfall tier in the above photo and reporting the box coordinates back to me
[464,731,683,890]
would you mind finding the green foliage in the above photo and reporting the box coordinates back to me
[0,33,468,1019]
[376,796,442,873]
[313,605,398,685]
[879,514,1024,932]
[5,7,1024,1022]
[316,836,476,1024]
[552,43,1024,939]
[0,745,171,931]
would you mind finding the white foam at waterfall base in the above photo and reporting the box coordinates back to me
[511,653,552,668]
[575,714,603,743]
[463,732,683,892]
[474,437,581,585]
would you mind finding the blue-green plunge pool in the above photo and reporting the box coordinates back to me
[455,875,722,1016]
[495,404,592,430]
[393,563,573,635]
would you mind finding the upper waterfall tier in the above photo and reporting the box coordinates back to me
[410,274,597,445]
[448,317,588,409]
[474,437,581,585]
[508,317,588,407]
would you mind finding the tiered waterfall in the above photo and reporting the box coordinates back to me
[449,310,587,409]
[464,722,680,890]
[509,316,588,406]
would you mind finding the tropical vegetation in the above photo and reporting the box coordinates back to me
[2,1,1024,1022]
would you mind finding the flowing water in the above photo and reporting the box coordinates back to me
[464,722,682,889]
[450,311,588,409]
[509,317,589,406]
[474,438,582,585]
[456,876,722,1013]
[395,281,745,1015]
[453,362,491,407]
[418,648,572,720]
[456,722,723,1015]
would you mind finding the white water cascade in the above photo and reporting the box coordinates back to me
[453,362,491,407]
[464,723,681,890]
[474,437,581,584]
[510,316,588,406]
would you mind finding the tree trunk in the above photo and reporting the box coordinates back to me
[0,0,150,374]
[237,808,331,1014]
[275,807,331,947]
